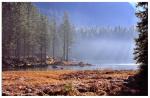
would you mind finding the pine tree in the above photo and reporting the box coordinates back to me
[50,17,57,59]
[61,12,73,61]
[2,3,74,67]
[134,2,148,95]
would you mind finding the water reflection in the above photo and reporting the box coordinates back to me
[3,64,138,71]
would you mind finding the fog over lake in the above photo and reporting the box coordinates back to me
[71,27,138,65]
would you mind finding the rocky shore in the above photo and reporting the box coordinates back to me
[2,57,92,70]
[2,70,144,96]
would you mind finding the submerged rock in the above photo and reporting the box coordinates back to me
[52,66,58,69]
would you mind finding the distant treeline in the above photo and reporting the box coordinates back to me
[75,26,137,40]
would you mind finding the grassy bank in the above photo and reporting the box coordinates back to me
[2,70,140,96]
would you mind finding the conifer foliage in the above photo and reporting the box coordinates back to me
[134,2,148,95]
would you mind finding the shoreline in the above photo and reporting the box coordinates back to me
[2,69,138,71]
[2,58,93,70]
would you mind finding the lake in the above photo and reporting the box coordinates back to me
[3,64,138,71]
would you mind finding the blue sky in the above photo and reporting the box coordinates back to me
[33,2,137,27]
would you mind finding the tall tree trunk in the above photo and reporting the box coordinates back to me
[40,46,42,65]
[44,42,46,64]
[31,45,34,58]
[23,33,26,59]
[52,35,55,59]
[63,31,66,61]
[16,36,20,66]
[66,31,69,61]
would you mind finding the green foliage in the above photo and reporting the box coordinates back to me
[2,2,49,64]
[134,2,148,65]
[63,82,78,96]
[2,2,74,66]
[64,82,74,92]
[60,12,74,61]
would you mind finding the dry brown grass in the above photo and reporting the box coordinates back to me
[2,70,138,96]
[2,70,74,86]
